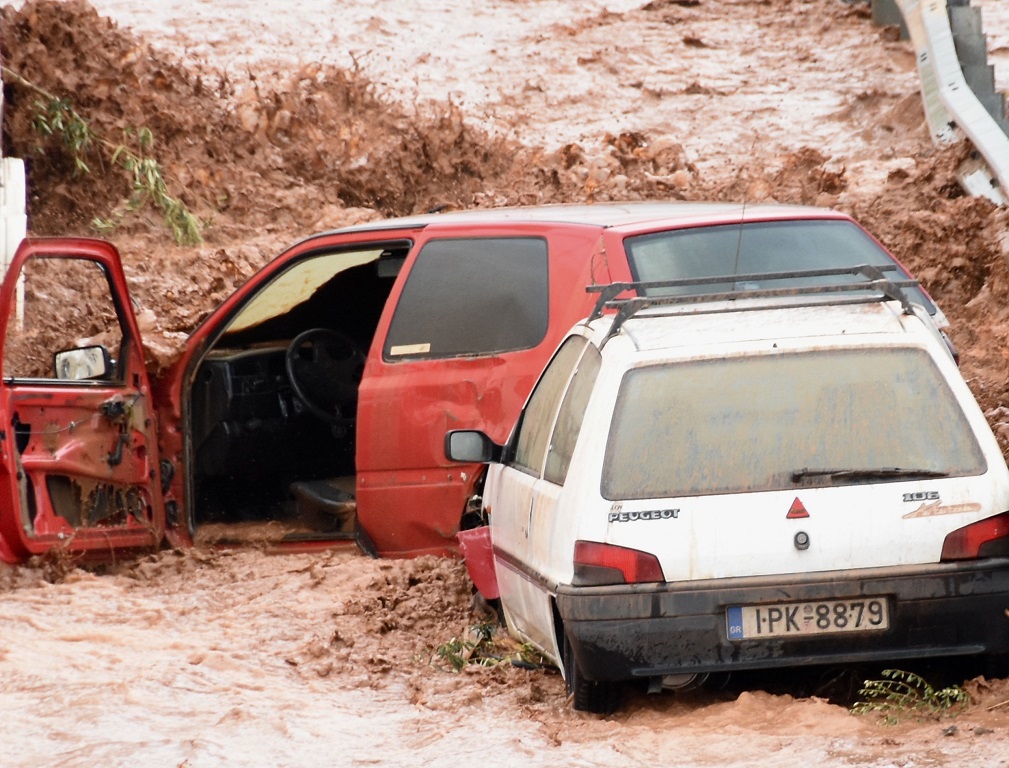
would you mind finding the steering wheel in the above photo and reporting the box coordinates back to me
[285,328,365,424]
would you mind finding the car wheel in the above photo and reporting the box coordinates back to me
[563,634,621,714]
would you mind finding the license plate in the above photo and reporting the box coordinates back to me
[726,598,889,640]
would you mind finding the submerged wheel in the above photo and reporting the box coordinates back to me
[563,634,621,714]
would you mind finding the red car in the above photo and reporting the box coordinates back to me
[0,203,942,564]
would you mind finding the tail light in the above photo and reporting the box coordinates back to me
[940,512,1009,561]
[573,540,665,586]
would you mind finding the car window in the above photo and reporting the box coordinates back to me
[384,237,549,360]
[623,220,935,312]
[544,344,601,485]
[3,256,125,381]
[602,348,986,500]
[223,248,389,334]
[511,335,587,476]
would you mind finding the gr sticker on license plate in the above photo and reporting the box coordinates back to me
[726,598,889,640]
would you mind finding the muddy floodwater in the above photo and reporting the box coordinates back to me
[2,1,1009,766]
[3,549,1009,767]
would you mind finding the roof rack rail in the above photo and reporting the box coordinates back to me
[585,264,920,344]
[586,264,904,321]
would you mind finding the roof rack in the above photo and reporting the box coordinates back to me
[585,264,921,344]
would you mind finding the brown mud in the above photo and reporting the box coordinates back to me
[4,1,1008,395]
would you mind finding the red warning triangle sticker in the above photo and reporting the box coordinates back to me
[787,497,809,519]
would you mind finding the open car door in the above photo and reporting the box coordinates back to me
[0,238,164,564]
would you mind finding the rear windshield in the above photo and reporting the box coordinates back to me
[623,220,935,313]
[602,348,986,500]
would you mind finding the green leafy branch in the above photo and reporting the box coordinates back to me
[433,621,549,672]
[850,669,969,725]
[435,621,498,672]
[3,65,202,245]
[31,96,95,175]
[111,130,203,246]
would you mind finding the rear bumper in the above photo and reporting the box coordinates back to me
[555,560,1009,681]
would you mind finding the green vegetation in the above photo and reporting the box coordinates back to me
[110,128,203,246]
[4,65,202,245]
[31,96,94,175]
[434,621,549,672]
[851,669,969,725]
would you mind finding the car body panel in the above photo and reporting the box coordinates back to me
[0,203,955,564]
[475,288,1009,696]
[487,464,564,659]
[557,560,1009,679]
[150,228,417,551]
[503,306,996,589]
[355,222,615,556]
[544,312,1002,583]
[0,238,165,562]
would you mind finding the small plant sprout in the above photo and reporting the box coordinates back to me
[434,621,548,673]
[851,669,970,726]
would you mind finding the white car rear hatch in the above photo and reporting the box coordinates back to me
[574,301,1007,583]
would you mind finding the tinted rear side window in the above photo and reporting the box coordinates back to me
[602,348,986,500]
[511,336,587,476]
[384,237,549,360]
[623,220,934,313]
[544,344,601,485]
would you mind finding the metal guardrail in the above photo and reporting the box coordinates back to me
[893,0,1009,204]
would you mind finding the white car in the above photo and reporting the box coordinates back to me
[446,270,1009,713]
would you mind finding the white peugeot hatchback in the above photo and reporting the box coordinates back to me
[446,269,1009,713]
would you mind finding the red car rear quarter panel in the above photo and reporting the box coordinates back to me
[356,224,616,556]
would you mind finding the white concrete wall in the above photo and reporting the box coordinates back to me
[0,58,27,277]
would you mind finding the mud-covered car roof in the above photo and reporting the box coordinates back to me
[320,201,849,235]
[606,300,917,355]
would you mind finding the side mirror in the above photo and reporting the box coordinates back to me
[54,345,112,380]
[445,430,502,463]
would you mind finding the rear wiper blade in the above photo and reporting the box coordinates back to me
[791,467,950,482]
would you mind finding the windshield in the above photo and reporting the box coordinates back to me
[602,348,986,500]
[623,219,935,313]
[223,249,386,334]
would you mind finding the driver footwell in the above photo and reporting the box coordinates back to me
[288,477,357,536]
[193,475,358,546]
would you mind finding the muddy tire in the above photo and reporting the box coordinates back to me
[563,634,621,714]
